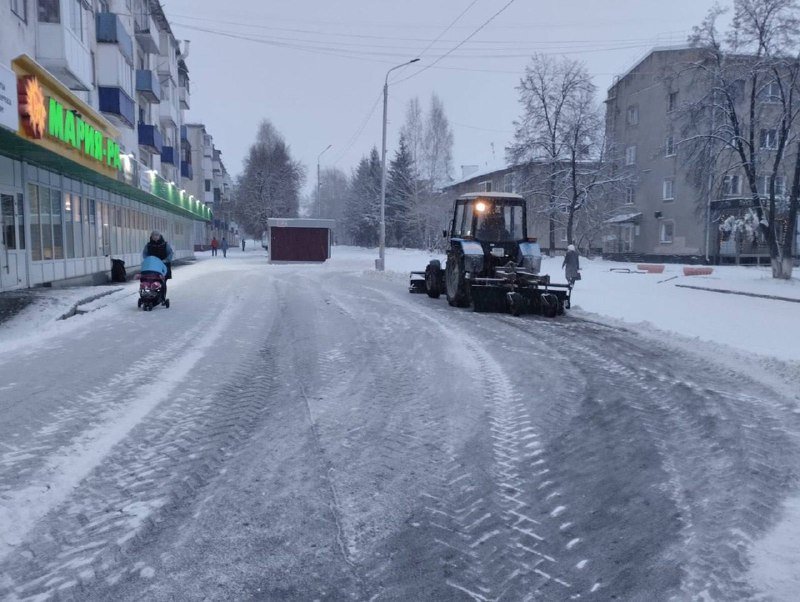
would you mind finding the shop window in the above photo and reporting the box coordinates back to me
[73,195,84,257]
[64,193,75,258]
[1,194,15,249]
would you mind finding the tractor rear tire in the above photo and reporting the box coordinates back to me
[425,260,442,298]
[446,256,470,307]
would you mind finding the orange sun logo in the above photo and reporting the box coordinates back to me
[18,76,47,139]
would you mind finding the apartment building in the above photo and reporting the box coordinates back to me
[605,46,799,263]
[0,0,214,292]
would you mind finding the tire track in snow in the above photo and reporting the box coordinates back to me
[0,296,266,600]
[360,285,592,600]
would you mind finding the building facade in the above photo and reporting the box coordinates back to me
[0,0,222,292]
[604,46,800,263]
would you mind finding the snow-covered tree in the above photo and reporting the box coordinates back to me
[345,148,381,247]
[386,135,415,246]
[681,0,800,278]
[233,121,304,237]
[508,54,617,253]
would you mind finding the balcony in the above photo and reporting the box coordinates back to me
[179,85,190,110]
[138,123,163,154]
[36,23,93,91]
[159,96,179,127]
[96,13,133,64]
[161,146,176,165]
[134,11,160,54]
[98,87,135,128]
[136,69,161,104]
[181,161,193,180]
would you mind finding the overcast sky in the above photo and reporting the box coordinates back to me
[163,0,717,195]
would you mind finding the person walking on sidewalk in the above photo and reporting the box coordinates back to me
[562,244,580,286]
[221,237,229,258]
[241,238,246,252]
[143,230,174,299]
[210,236,219,256]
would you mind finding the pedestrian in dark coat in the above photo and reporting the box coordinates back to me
[142,230,174,297]
[221,237,229,258]
[562,244,580,285]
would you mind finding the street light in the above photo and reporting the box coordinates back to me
[317,144,332,218]
[377,57,420,271]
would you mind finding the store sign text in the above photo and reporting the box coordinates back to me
[48,98,121,170]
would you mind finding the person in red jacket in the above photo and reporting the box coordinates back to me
[210,236,219,256]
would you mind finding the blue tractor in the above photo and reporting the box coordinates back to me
[409,193,571,317]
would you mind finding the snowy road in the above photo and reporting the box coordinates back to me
[1,254,799,601]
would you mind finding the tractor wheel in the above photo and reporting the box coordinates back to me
[425,260,442,298]
[542,293,558,318]
[137,298,143,308]
[446,255,470,307]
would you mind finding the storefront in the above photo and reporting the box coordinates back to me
[0,55,211,292]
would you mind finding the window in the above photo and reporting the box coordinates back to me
[11,0,27,21]
[664,136,675,157]
[625,186,635,205]
[37,0,59,22]
[758,175,786,197]
[722,174,741,196]
[626,105,639,125]
[760,81,781,103]
[625,145,636,166]
[660,221,674,244]
[204,179,211,192]
[503,172,514,193]
[99,0,109,12]
[760,128,778,150]
[477,180,492,192]
[668,91,678,112]
[68,0,83,41]
[663,178,674,201]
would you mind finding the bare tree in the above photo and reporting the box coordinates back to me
[508,54,615,254]
[682,0,800,278]
[233,121,305,237]
[423,94,454,191]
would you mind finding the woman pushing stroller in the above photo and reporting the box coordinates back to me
[140,231,174,309]
[143,230,174,294]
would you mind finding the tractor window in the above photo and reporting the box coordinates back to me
[476,203,524,242]
[453,203,467,237]
[504,205,525,240]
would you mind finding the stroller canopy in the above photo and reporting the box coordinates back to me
[141,255,167,276]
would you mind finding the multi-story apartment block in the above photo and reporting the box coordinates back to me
[605,46,799,263]
[0,0,215,292]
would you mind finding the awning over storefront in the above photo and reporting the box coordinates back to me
[605,212,642,224]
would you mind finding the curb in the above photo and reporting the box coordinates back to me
[675,284,800,304]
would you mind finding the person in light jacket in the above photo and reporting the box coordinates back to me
[221,237,229,258]
[562,244,580,285]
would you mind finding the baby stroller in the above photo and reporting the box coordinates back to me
[138,256,170,311]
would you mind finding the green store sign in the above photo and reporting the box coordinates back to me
[47,98,121,170]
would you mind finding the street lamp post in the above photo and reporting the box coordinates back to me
[317,144,332,218]
[378,57,420,271]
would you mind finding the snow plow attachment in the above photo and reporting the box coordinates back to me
[470,268,571,317]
